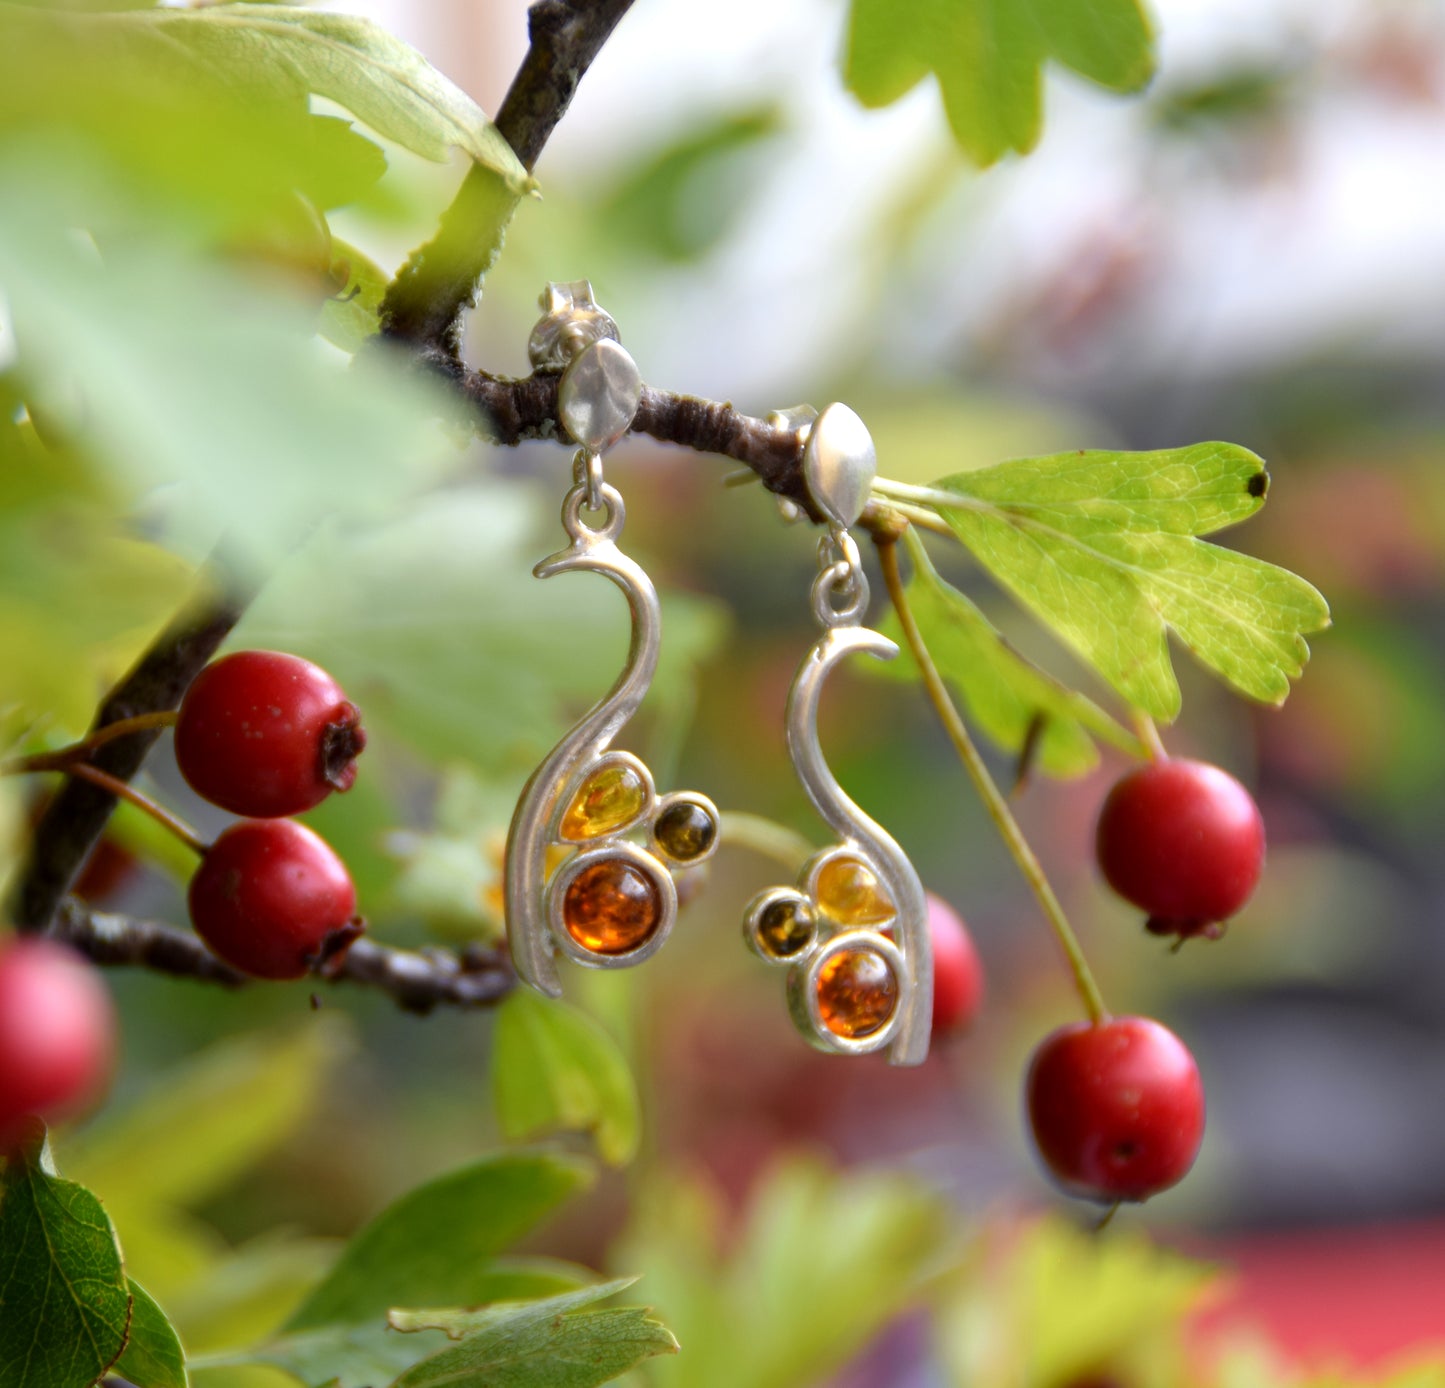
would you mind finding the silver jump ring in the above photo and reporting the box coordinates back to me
[562,480,625,542]
[811,558,869,627]
[571,449,605,512]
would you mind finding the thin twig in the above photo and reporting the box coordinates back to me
[58,763,208,858]
[11,578,249,932]
[50,900,517,1013]
[877,531,1109,1025]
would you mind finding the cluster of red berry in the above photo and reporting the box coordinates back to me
[1,642,1264,1215]
[923,756,1264,1205]
[1026,757,1265,1204]
[177,650,365,980]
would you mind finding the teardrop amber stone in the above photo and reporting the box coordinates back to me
[816,948,898,1039]
[561,764,648,840]
[563,858,662,954]
[815,857,894,925]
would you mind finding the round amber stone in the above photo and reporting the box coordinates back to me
[756,898,814,958]
[561,764,648,841]
[654,799,717,863]
[816,948,898,1039]
[815,857,894,925]
[563,858,663,955]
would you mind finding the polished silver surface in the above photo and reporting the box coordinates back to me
[743,427,931,1062]
[802,403,877,531]
[528,280,622,371]
[780,623,932,1063]
[558,338,643,453]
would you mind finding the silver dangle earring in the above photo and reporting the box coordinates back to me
[743,405,932,1064]
[506,282,720,997]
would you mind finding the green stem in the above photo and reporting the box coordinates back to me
[718,812,817,874]
[1133,710,1168,762]
[878,531,1109,1025]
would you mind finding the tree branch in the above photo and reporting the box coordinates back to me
[452,365,909,540]
[381,0,637,353]
[11,578,250,933]
[52,899,516,1014]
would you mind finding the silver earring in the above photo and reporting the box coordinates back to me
[742,405,932,1064]
[506,283,720,997]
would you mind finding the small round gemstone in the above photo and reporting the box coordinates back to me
[560,764,648,841]
[815,857,894,925]
[816,948,898,1039]
[653,799,717,862]
[563,858,663,954]
[756,898,815,958]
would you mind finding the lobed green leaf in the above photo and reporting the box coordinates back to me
[845,0,1155,166]
[284,1153,595,1331]
[491,990,642,1167]
[615,1159,954,1388]
[876,529,1139,776]
[87,3,530,186]
[915,441,1330,720]
[388,1280,678,1388]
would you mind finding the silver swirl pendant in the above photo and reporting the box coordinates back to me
[505,288,719,998]
[742,406,932,1064]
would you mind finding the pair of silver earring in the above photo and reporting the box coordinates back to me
[504,283,932,1066]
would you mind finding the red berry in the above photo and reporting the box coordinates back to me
[927,893,984,1034]
[1026,1015,1205,1203]
[189,819,359,980]
[175,650,366,818]
[0,938,115,1150]
[1095,758,1264,933]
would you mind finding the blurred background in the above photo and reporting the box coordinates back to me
[8,0,1445,1382]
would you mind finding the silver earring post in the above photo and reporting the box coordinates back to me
[506,283,720,997]
[743,404,933,1065]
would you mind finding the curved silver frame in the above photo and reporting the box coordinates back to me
[505,478,718,996]
[775,624,932,1064]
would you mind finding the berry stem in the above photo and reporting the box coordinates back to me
[877,530,1110,1026]
[1133,711,1168,762]
[3,713,180,775]
[34,762,208,859]
[717,812,817,873]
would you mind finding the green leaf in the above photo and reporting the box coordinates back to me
[388,1280,678,1388]
[0,1131,133,1388]
[0,155,457,576]
[86,3,530,187]
[61,1021,352,1307]
[597,106,783,264]
[237,489,728,772]
[115,1279,189,1388]
[911,442,1331,720]
[845,0,1155,165]
[319,236,389,354]
[492,990,642,1167]
[198,1321,449,1388]
[0,10,388,239]
[66,1021,353,1214]
[876,529,1138,776]
[197,1317,445,1386]
[284,1153,595,1331]
[615,1159,954,1388]
[200,1261,594,1388]
[935,1213,1215,1386]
